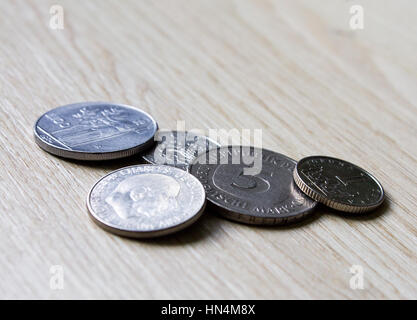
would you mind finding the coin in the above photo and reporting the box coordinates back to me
[189,146,318,225]
[293,156,385,213]
[142,130,220,171]
[34,102,158,160]
[87,165,206,238]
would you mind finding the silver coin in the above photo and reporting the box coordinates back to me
[34,102,158,160]
[142,131,220,171]
[190,146,318,225]
[294,156,385,213]
[87,165,206,238]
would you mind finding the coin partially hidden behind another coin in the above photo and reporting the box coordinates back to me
[190,146,318,225]
[142,130,220,171]
[87,165,206,238]
[34,102,158,161]
[293,156,385,213]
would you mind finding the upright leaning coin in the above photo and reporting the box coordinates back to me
[293,156,385,213]
[142,130,219,171]
[87,165,206,238]
[34,102,158,160]
[190,146,317,225]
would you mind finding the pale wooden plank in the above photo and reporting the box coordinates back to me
[0,0,416,299]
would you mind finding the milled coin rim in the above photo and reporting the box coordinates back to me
[33,101,158,161]
[211,203,316,226]
[190,145,318,225]
[293,156,385,213]
[86,164,207,238]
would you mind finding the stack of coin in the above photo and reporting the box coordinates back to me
[34,102,216,238]
[189,148,384,223]
[34,102,385,238]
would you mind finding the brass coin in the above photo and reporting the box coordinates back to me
[293,156,385,213]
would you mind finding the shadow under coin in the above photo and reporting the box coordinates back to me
[319,197,390,221]
[119,212,224,246]
[55,152,148,172]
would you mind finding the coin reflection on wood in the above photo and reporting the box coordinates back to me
[34,102,158,160]
[87,165,206,238]
[142,130,220,171]
[190,146,318,225]
[293,156,385,213]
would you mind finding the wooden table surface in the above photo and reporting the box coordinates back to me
[1,0,416,299]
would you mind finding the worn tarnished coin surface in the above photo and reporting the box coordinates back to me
[142,131,220,171]
[293,156,385,213]
[87,165,206,238]
[190,146,317,225]
[34,102,158,160]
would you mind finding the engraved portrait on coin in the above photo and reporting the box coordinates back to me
[293,156,385,213]
[142,131,220,171]
[87,165,206,238]
[34,102,158,160]
[190,146,317,225]
[105,174,181,220]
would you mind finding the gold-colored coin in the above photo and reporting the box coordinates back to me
[293,156,384,213]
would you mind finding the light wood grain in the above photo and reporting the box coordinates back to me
[0,0,416,299]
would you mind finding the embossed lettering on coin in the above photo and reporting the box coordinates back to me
[142,131,220,171]
[293,156,385,213]
[87,165,206,238]
[34,102,158,160]
[190,146,317,225]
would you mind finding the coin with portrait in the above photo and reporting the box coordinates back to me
[87,165,206,238]
[34,102,158,160]
[190,146,317,225]
[293,156,385,213]
[142,130,220,171]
